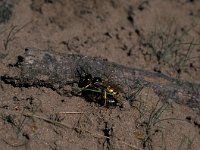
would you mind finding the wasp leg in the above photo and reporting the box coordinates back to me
[103,90,107,106]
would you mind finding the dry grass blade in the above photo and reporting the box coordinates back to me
[1,138,27,147]
[58,112,84,114]
[3,21,32,50]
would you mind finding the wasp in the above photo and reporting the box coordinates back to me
[78,74,123,107]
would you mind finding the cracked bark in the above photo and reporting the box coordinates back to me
[1,48,199,108]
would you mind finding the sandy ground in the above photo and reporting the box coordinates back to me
[0,0,200,150]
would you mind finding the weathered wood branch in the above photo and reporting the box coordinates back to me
[1,48,200,108]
